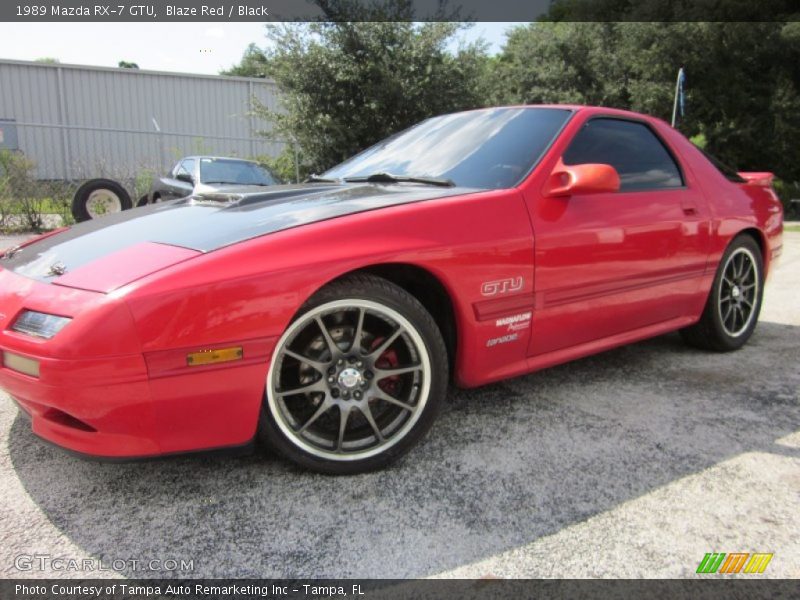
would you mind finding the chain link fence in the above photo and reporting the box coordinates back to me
[0,150,74,232]
[0,149,166,232]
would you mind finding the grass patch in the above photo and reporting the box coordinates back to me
[3,198,68,215]
[784,224,800,233]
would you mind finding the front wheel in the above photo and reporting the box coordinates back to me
[260,275,448,474]
[680,235,764,352]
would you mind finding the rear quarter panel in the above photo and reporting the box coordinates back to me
[655,125,783,277]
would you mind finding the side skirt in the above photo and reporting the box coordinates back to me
[459,315,697,388]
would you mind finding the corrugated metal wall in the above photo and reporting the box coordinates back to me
[0,59,286,180]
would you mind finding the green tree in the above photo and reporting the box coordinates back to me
[545,0,798,22]
[493,22,800,182]
[222,43,269,78]
[117,60,139,69]
[489,23,628,106]
[239,20,489,173]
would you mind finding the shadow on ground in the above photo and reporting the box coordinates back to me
[8,321,799,578]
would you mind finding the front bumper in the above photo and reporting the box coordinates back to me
[2,351,158,456]
[0,264,159,456]
[0,267,272,458]
[2,343,273,459]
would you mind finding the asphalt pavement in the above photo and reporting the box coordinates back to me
[0,231,798,579]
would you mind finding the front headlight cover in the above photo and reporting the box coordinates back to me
[11,310,72,339]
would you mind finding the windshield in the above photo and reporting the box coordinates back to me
[199,158,278,186]
[323,107,572,189]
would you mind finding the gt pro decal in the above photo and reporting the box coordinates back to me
[496,311,532,332]
[481,276,524,297]
[487,333,519,347]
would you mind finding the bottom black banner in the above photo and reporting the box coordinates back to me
[1,579,798,600]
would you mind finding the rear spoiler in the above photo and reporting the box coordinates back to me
[737,171,775,187]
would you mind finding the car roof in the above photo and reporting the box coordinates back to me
[454,104,667,126]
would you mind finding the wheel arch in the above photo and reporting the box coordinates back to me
[733,226,769,273]
[324,263,459,376]
[736,227,766,254]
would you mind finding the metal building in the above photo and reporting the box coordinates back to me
[0,58,286,180]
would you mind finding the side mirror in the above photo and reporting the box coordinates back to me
[544,160,620,197]
[176,172,194,185]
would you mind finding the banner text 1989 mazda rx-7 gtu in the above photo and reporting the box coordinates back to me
[0,106,783,473]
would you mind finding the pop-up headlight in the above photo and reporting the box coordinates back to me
[11,310,72,339]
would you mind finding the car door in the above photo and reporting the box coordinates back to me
[161,158,196,200]
[528,116,711,357]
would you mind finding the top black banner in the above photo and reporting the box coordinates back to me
[2,0,799,22]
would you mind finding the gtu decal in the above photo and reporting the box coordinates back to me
[481,277,524,297]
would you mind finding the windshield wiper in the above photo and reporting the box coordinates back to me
[305,174,341,183]
[343,172,455,187]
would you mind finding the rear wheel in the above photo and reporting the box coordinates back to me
[680,235,764,351]
[260,275,448,474]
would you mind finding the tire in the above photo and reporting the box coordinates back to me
[71,179,132,222]
[136,194,149,207]
[259,274,449,474]
[680,234,764,352]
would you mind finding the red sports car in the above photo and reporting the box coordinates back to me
[0,106,783,474]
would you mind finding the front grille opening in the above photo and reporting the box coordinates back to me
[43,408,96,432]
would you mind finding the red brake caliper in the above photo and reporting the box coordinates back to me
[370,337,401,397]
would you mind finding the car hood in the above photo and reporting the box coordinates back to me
[0,182,474,292]
[193,182,274,194]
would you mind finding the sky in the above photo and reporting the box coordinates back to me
[0,22,517,76]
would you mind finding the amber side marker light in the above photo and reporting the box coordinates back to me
[2,351,41,378]
[186,346,243,366]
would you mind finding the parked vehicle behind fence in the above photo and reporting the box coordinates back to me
[142,156,280,205]
[71,157,280,221]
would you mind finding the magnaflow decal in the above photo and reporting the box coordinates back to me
[495,311,532,332]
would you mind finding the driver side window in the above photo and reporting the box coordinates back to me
[563,118,684,192]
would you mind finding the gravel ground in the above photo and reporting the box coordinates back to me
[0,231,798,580]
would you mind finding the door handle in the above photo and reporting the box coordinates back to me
[681,199,699,216]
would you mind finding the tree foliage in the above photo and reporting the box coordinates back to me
[492,22,800,182]
[222,43,270,78]
[227,7,799,186]
[237,21,489,173]
[544,0,800,22]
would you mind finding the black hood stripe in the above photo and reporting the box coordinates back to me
[1,183,474,281]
